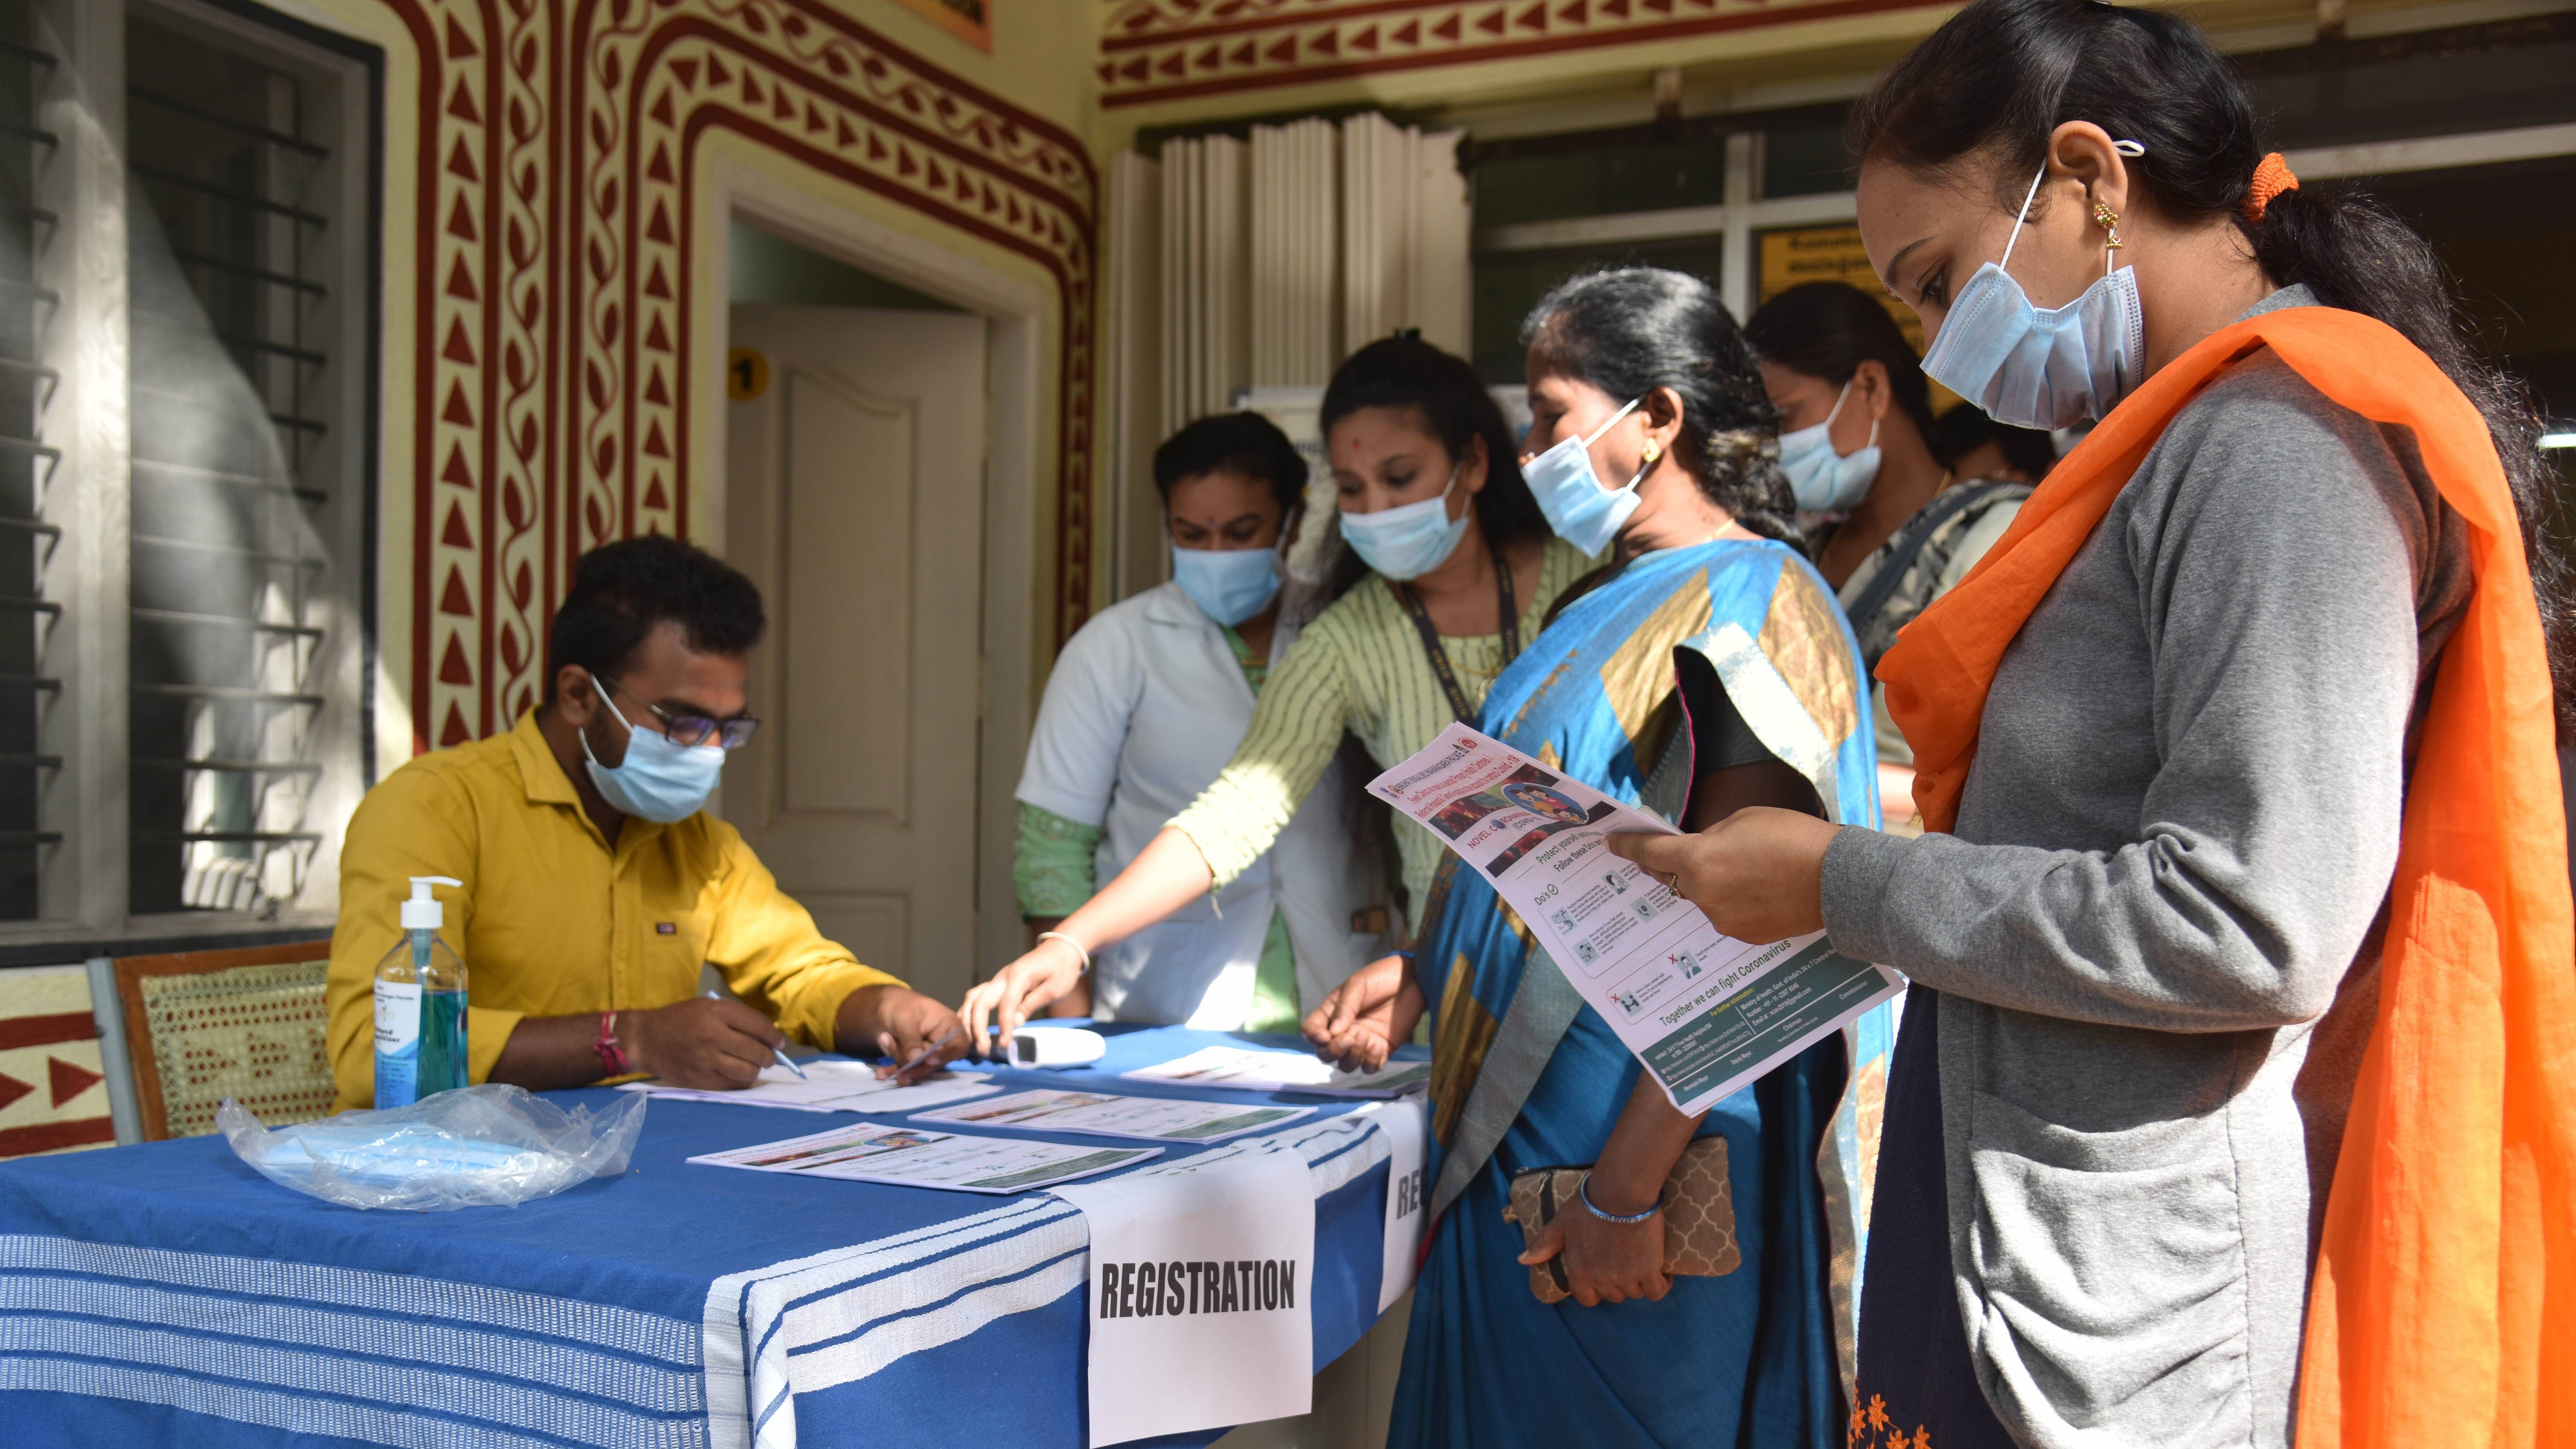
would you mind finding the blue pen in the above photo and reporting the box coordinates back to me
[705,988,807,1079]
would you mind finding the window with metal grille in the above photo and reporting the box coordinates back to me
[122,2,372,920]
[0,0,376,939]
[0,0,54,921]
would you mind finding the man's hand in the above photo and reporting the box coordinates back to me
[1604,808,1840,944]
[1302,953,1423,1073]
[624,997,783,1089]
[958,937,1087,1059]
[1516,1182,1672,1307]
[840,984,969,1084]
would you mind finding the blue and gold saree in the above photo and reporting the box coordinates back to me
[1389,538,1897,1449]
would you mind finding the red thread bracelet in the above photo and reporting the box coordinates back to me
[593,1010,629,1077]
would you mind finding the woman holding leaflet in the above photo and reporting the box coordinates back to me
[963,336,1595,1045]
[1010,412,1387,1032]
[1612,4,2576,1447]
[1308,267,1891,1448]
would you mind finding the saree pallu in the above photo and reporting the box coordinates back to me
[1389,539,1898,1449]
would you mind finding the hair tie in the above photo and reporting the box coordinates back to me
[2245,153,2299,221]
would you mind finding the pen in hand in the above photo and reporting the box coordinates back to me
[882,1028,961,1081]
[705,988,807,1079]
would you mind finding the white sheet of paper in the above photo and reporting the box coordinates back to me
[909,1089,1314,1143]
[1349,1098,1429,1313]
[1052,1150,1315,1446]
[619,1063,999,1115]
[687,1121,1157,1194]
[1367,723,1903,1116]
[1119,1045,1430,1098]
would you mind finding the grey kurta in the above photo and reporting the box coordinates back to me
[1820,288,2471,1449]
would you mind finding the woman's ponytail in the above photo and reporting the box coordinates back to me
[1851,0,2576,738]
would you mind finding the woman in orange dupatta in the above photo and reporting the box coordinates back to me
[1611,4,2574,1449]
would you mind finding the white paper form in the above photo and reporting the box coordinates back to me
[1120,1045,1430,1098]
[619,1060,1000,1114]
[1052,1149,1315,1446]
[1368,723,1903,1117]
[909,1089,1314,1144]
[687,1121,1157,1194]
[1348,1098,1429,1312]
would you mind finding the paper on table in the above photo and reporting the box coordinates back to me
[1367,722,1903,1116]
[1120,1045,1430,1098]
[687,1120,1157,1194]
[620,1061,999,1115]
[1348,1097,1429,1312]
[910,1089,1314,1144]
[1052,1149,1314,1445]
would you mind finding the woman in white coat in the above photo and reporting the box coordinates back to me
[1011,412,1390,1030]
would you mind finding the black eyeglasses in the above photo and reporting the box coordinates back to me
[595,674,760,750]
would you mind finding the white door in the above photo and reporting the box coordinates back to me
[724,305,987,1005]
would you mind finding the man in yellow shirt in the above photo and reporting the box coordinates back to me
[325,537,966,1107]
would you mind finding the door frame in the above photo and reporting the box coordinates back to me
[691,135,1045,988]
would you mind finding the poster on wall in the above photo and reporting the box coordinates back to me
[890,0,992,52]
[1755,225,1956,412]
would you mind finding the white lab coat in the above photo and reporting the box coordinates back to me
[1015,581,1390,1027]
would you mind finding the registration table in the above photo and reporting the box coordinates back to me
[0,1025,1421,1449]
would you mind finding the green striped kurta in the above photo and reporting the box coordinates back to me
[1168,537,1598,935]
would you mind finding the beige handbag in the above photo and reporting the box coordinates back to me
[1500,1136,1741,1304]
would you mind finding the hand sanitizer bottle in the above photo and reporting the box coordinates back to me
[375,875,468,1107]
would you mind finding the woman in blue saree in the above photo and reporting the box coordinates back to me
[1308,268,1897,1447]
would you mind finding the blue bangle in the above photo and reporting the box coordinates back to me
[1578,1172,1662,1225]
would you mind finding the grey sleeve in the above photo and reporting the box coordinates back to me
[1821,369,2429,1031]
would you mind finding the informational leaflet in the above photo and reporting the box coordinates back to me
[1051,1150,1315,1446]
[1121,1045,1430,1098]
[1349,1097,1429,1312]
[687,1121,1157,1194]
[1368,723,1903,1116]
[620,1061,999,1115]
[910,1089,1314,1144]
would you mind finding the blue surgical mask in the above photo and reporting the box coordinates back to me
[580,671,725,822]
[1921,157,2147,432]
[1339,466,1470,582]
[1521,397,1651,557]
[1170,536,1284,626]
[1778,380,1882,513]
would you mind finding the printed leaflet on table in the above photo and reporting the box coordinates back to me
[1051,1150,1315,1446]
[910,1089,1314,1143]
[1367,723,1902,1116]
[1120,1045,1430,1098]
[687,1121,1157,1194]
[620,1060,1000,1114]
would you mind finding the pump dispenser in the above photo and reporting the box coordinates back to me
[375,876,469,1107]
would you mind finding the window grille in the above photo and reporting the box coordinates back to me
[122,8,352,917]
[0,0,56,921]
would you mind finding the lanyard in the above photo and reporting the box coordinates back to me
[1398,542,1520,724]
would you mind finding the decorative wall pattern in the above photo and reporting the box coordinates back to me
[377,0,1096,753]
[1097,0,1946,107]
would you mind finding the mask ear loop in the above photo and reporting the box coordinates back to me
[2104,139,2148,279]
[1582,395,1645,450]
[1996,164,2048,274]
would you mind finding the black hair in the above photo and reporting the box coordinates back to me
[1850,0,2575,737]
[1520,267,1801,547]
[1152,411,1308,516]
[1930,403,2060,480]
[1744,281,1940,456]
[1320,333,1549,560]
[546,535,766,704]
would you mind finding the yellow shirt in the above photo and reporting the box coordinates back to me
[324,711,902,1108]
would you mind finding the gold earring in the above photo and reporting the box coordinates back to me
[1641,439,1662,464]
[2092,197,2124,249]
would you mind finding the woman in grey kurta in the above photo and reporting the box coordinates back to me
[1610,5,2573,1447]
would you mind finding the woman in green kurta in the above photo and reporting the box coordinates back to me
[962,336,1595,1045]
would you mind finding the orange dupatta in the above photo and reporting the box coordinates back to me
[1876,306,2576,1447]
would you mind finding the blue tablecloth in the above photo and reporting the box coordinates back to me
[0,1025,1419,1449]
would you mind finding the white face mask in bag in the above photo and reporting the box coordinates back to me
[1919,153,2149,432]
